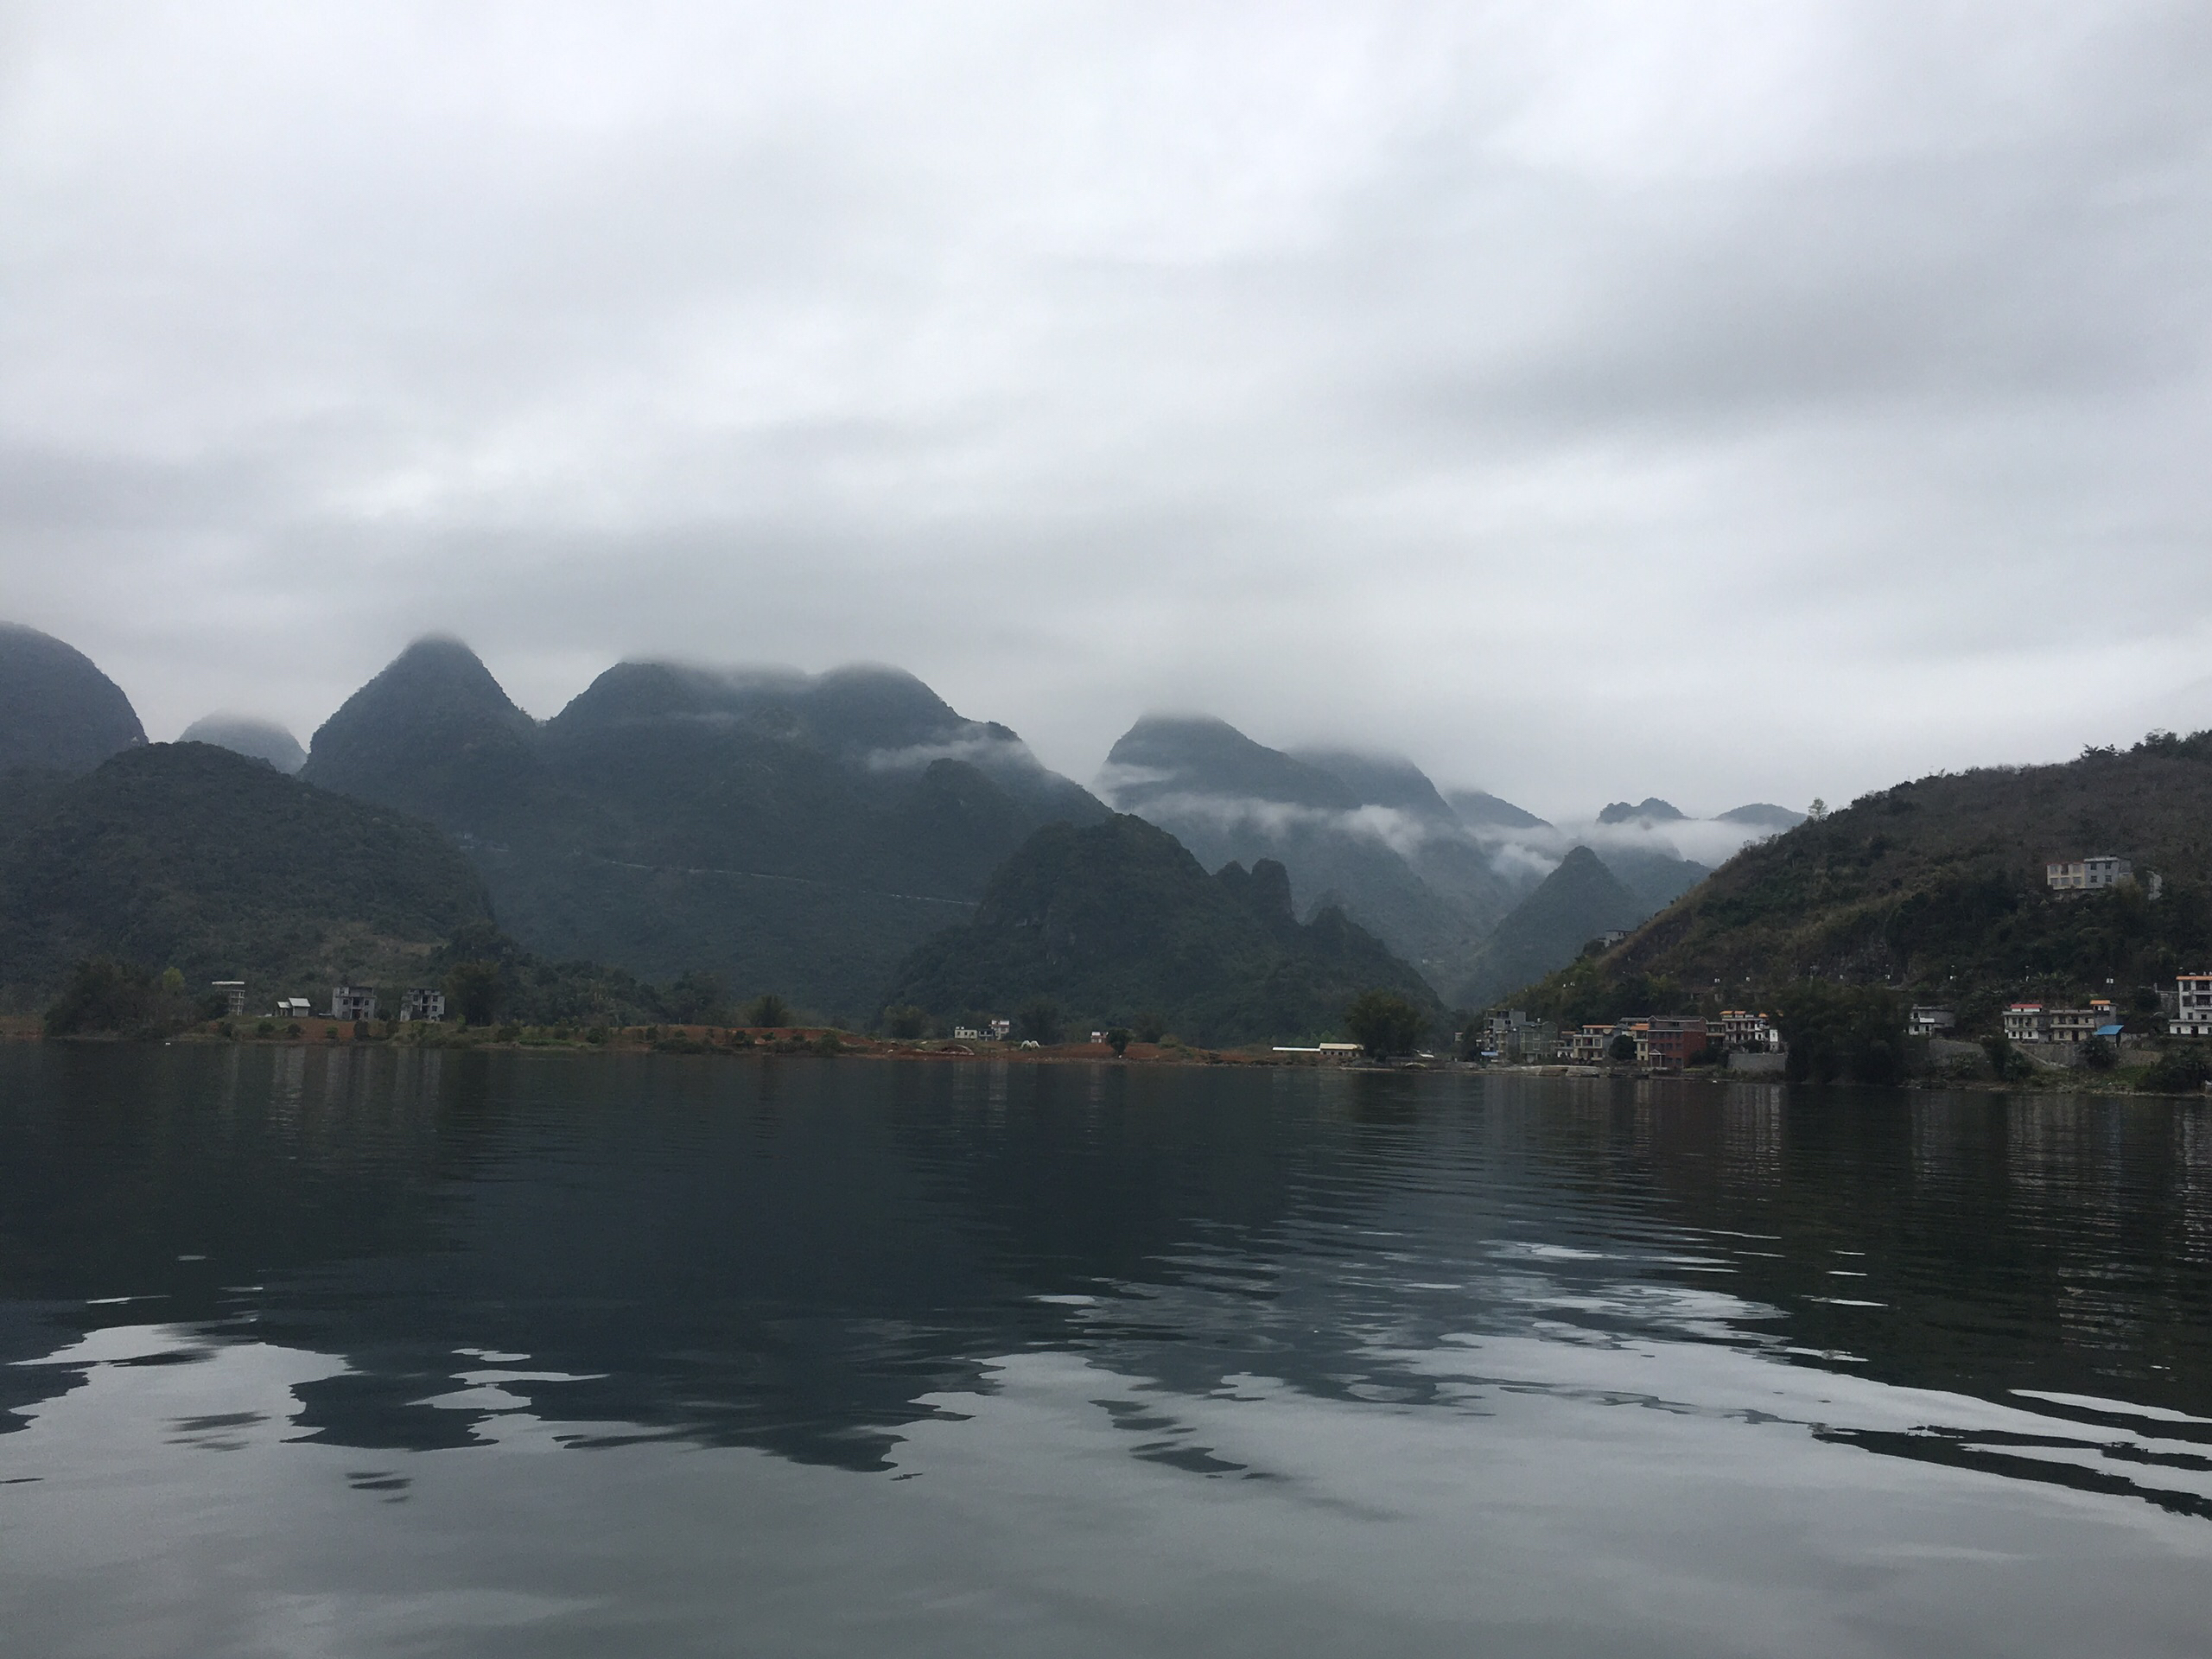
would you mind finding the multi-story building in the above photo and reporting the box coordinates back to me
[399,988,446,1022]
[1716,1010,1780,1050]
[2174,975,2212,1039]
[2046,1001,2116,1044]
[2002,1003,2049,1043]
[1560,1025,1618,1064]
[2047,855,2133,892]
[1637,1016,1708,1071]
[1908,1007,1955,1037]
[328,986,378,1021]
[211,980,246,1018]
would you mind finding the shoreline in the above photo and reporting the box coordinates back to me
[7,1019,2209,1097]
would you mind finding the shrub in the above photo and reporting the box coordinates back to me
[748,994,791,1029]
[2080,1034,2118,1071]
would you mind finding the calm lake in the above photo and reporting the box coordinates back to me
[3,1046,2209,1656]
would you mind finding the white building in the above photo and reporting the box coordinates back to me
[277,997,311,1019]
[328,986,378,1021]
[211,980,246,1017]
[2174,975,2212,1039]
[2002,1003,2048,1043]
[399,988,446,1022]
[2047,855,2133,892]
[1908,1007,1955,1037]
[1718,1010,1782,1050]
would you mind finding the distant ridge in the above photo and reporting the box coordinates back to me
[1716,802,1806,830]
[1452,847,1649,1008]
[1597,798,1686,824]
[180,714,306,775]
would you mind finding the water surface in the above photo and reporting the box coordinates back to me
[3,1046,2209,1655]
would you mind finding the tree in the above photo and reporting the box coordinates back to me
[1015,999,1063,1045]
[1344,989,1427,1061]
[45,957,158,1036]
[1607,1032,1637,1065]
[1105,1026,1131,1058]
[2080,1034,2117,1071]
[444,960,502,1027]
[748,993,791,1029]
[1133,1011,1166,1044]
[663,970,726,1026]
[883,1004,930,1040]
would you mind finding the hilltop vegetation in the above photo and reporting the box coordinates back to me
[1520,731,2212,1034]
[883,814,1439,1047]
[0,742,493,1008]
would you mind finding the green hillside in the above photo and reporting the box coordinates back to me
[1453,846,1646,1008]
[0,742,493,1007]
[882,813,1440,1046]
[1519,731,2212,1033]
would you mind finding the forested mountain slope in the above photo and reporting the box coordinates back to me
[0,743,490,1007]
[882,814,1439,1046]
[1520,731,2212,1030]
[303,639,1106,1018]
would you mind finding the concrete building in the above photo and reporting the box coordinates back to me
[211,980,246,1018]
[277,996,311,1019]
[2046,1001,2116,1045]
[399,988,446,1023]
[1560,1025,1618,1064]
[328,986,378,1021]
[2046,855,2133,892]
[2173,975,2212,1039]
[1717,1009,1781,1050]
[1908,1007,1955,1037]
[1637,1016,1708,1071]
[2002,1003,2049,1043]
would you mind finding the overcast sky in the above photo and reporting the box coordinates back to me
[3,2,2209,819]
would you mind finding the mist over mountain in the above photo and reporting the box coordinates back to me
[1446,790,1553,834]
[0,620,146,776]
[883,814,1438,1046]
[1096,715,1520,991]
[303,638,1106,1017]
[177,714,307,774]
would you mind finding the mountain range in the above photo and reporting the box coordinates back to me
[1,618,1807,1025]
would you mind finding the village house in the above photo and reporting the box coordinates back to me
[2002,1003,2049,1042]
[2173,975,2212,1039]
[277,996,312,1020]
[2046,855,2132,893]
[1908,1006,1955,1037]
[1716,1009,1781,1050]
[1637,1016,1708,1071]
[327,986,378,1021]
[211,980,246,1018]
[399,988,446,1022]
[2046,1001,2117,1045]
[1560,1025,1618,1064]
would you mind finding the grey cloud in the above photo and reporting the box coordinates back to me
[2,3,2209,811]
